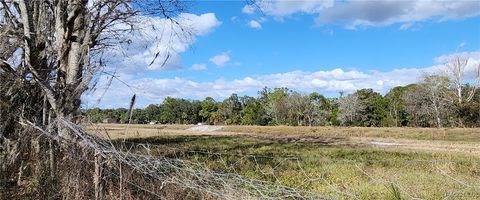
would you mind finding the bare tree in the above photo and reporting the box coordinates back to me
[403,85,428,127]
[404,75,453,128]
[445,55,480,127]
[0,0,189,136]
[1,0,191,198]
[337,93,363,126]
[288,92,318,126]
[445,55,480,104]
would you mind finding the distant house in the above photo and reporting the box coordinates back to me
[149,121,158,125]
[102,118,118,123]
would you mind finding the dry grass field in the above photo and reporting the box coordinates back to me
[87,124,480,199]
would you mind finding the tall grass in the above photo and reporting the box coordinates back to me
[125,135,480,199]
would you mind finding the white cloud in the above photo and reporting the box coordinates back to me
[179,13,222,36]
[102,13,221,73]
[83,51,480,108]
[249,0,334,17]
[315,0,480,29]
[191,63,207,71]
[242,5,256,14]
[248,20,262,29]
[434,51,480,64]
[209,52,231,67]
[399,23,413,30]
[245,0,480,29]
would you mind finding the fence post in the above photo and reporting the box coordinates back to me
[94,151,104,200]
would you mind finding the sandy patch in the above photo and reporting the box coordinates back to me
[186,125,223,132]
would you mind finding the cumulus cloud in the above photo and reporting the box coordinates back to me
[209,52,231,67]
[103,13,221,73]
[434,51,480,64]
[82,51,480,108]
[81,67,416,108]
[84,51,480,107]
[244,0,334,17]
[244,0,480,29]
[191,63,207,71]
[399,23,411,30]
[315,0,480,29]
[248,20,262,29]
[242,4,256,14]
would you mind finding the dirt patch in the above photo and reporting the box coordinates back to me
[186,125,223,132]
[370,141,402,146]
[89,124,480,157]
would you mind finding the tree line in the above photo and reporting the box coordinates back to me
[85,59,480,128]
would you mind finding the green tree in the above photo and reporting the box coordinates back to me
[355,89,388,127]
[385,86,411,126]
[240,96,267,125]
[144,104,160,122]
[159,97,178,124]
[218,94,242,125]
[199,97,218,124]
[85,108,104,123]
[266,88,291,125]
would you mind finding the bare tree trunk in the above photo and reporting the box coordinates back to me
[1,0,191,198]
[432,93,442,128]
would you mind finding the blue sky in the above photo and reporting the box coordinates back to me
[82,0,480,108]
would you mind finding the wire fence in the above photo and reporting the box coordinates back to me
[21,119,480,199]
[122,139,480,199]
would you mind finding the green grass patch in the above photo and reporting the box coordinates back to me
[124,135,480,199]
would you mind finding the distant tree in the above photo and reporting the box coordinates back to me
[199,97,218,124]
[423,75,454,128]
[219,94,242,125]
[337,93,363,126]
[189,100,202,124]
[445,55,480,104]
[159,97,179,124]
[403,84,431,127]
[327,99,341,126]
[309,92,330,125]
[85,108,104,123]
[445,55,480,126]
[132,108,148,124]
[266,88,291,125]
[144,104,161,122]
[354,89,386,127]
[82,82,480,128]
[240,96,267,125]
[385,86,411,127]
[288,92,308,126]
[457,86,480,127]
[287,92,322,126]
[404,75,453,128]
[257,87,273,124]
[114,108,129,123]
